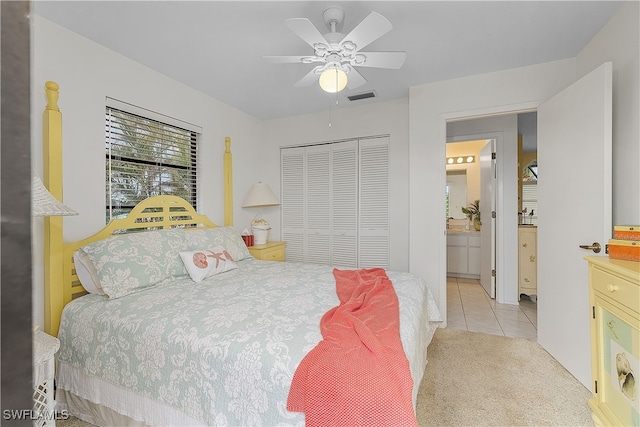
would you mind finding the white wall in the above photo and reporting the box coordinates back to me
[409,1,639,323]
[409,58,577,321]
[576,1,640,226]
[263,97,410,271]
[31,16,265,329]
[30,3,639,331]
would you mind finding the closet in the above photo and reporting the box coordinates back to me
[281,136,390,268]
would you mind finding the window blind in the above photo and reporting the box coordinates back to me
[105,106,198,221]
[522,182,538,225]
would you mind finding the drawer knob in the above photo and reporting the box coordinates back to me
[607,284,617,292]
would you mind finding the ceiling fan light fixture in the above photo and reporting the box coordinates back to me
[319,67,348,93]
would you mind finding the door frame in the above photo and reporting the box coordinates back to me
[445,132,500,298]
[442,105,536,308]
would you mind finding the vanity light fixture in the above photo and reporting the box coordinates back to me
[446,156,475,165]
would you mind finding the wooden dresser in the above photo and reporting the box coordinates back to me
[248,241,286,262]
[585,256,640,427]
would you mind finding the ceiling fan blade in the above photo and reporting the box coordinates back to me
[263,55,308,64]
[357,51,406,69]
[345,66,367,89]
[294,67,322,87]
[342,12,392,51]
[285,18,329,49]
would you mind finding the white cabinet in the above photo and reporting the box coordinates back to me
[447,232,480,279]
[518,226,537,300]
[33,330,60,427]
[586,256,639,427]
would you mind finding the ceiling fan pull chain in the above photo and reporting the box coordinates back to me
[335,70,340,106]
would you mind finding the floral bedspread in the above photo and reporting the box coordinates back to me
[57,259,441,426]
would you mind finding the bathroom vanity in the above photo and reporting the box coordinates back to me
[518,225,537,300]
[446,230,481,279]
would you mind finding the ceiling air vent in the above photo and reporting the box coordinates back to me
[347,91,376,102]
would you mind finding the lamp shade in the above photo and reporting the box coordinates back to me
[242,182,280,208]
[32,174,78,216]
[319,68,348,93]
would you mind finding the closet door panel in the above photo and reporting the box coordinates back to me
[331,140,358,268]
[359,137,390,269]
[281,136,390,268]
[305,146,331,263]
[281,148,305,262]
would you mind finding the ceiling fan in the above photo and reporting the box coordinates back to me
[264,7,406,93]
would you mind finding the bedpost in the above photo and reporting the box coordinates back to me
[43,81,64,336]
[224,136,233,226]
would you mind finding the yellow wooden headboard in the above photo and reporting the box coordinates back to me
[42,82,233,335]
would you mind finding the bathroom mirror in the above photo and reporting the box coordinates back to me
[446,170,467,219]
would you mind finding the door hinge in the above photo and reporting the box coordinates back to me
[593,306,596,319]
[491,269,496,277]
[595,380,598,394]
[491,152,496,160]
[491,211,496,219]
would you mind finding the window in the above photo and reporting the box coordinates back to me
[105,105,198,221]
[521,160,538,225]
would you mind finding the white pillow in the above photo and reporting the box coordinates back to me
[179,247,237,283]
[73,250,105,295]
[183,227,252,261]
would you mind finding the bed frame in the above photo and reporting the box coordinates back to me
[42,81,234,336]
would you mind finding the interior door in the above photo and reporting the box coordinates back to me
[537,62,612,390]
[480,139,496,298]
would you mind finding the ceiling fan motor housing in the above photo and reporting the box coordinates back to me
[323,7,344,30]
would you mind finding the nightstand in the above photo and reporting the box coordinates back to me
[248,241,286,262]
[33,330,60,427]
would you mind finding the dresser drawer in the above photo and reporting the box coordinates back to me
[260,246,285,261]
[591,265,640,312]
[248,242,286,262]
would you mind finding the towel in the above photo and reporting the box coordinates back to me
[287,268,417,426]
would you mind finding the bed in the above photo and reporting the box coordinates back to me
[41,81,442,426]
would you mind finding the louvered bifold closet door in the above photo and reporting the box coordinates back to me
[305,145,331,265]
[331,141,358,268]
[358,137,390,268]
[281,147,305,262]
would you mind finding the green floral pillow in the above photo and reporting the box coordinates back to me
[78,228,190,299]
[183,227,252,261]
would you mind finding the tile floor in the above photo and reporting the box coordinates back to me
[447,276,538,340]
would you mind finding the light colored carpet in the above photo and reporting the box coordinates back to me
[58,328,594,426]
[416,328,594,427]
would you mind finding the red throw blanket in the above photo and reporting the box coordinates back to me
[287,268,417,426]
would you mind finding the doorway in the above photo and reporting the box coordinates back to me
[445,112,537,306]
[445,138,495,297]
[445,113,538,338]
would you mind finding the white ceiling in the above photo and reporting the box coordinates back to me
[33,1,623,121]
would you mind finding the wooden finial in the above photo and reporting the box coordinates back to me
[225,136,231,153]
[45,81,60,112]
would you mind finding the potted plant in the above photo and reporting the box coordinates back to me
[462,199,481,231]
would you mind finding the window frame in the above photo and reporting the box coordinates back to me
[105,101,200,222]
